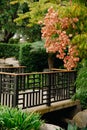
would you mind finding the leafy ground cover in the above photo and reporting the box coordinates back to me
[0,105,43,130]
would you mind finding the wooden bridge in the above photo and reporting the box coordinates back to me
[0,67,80,114]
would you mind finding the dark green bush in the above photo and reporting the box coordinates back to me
[0,43,20,59]
[19,43,32,72]
[0,105,43,130]
[27,49,48,72]
[8,38,19,44]
[73,90,87,110]
[19,42,48,72]
[0,41,63,72]
[72,65,87,109]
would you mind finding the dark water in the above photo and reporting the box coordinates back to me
[41,106,77,130]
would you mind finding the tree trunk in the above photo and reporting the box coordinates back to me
[48,54,54,69]
[3,30,14,43]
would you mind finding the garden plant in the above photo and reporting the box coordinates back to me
[72,60,87,110]
[0,105,43,130]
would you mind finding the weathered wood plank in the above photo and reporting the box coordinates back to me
[23,99,80,114]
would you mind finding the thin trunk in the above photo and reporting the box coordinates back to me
[3,30,14,43]
[48,54,54,69]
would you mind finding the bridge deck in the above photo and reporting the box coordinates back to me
[23,99,80,114]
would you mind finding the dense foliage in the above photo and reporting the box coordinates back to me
[41,7,79,70]
[0,43,20,58]
[0,105,43,130]
[0,0,19,43]
[0,42,49,72]
[72,65,87,109]
[19,41,48,72]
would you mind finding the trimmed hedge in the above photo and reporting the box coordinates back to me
[19,43,48,72]
[0,42,48,72]
[0,43,20,59]
[0,42,63,72]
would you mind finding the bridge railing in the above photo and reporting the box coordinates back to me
[0,66,26,73]
[0,70,76,109]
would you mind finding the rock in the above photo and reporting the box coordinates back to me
[72,109,87,128]
[0,58,5,64]
[2,57,20,67]
[40,123,64,130]
[66,109,87,128]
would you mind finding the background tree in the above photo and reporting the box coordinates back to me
[10,0,42,42]
[40,7,79,70]
[10,0,87,68]
[0,0,37,43]
[11,0,64,43]
[0,0,19,43]
[58,1,87,64]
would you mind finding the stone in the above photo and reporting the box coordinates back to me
[0,58,5,64]
[66,109,87,128]
[40,123,64,130]
[72,109,87,128]
[4,57,19,66]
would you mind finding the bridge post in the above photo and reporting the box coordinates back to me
[47,73,51,106]
[12,74,19,108]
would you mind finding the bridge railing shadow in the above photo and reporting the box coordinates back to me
[0,69,76,109]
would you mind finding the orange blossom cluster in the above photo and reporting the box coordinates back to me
[41,7,79,70]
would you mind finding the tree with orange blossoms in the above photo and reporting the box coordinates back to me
[41,7,79,70]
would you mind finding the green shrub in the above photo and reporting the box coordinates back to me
[19,41,48,72]
[27,49,48,72]
[0,105,43,130]
[75,67,87,92]
[72,64,87,109]
[19,43,31,67]
[0,41,63,72]
[0,43,20,59]
[8,38,19,44]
